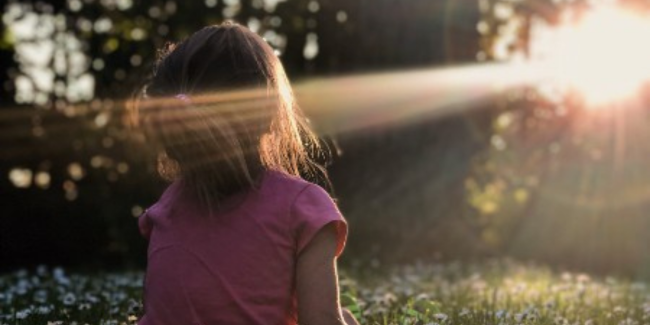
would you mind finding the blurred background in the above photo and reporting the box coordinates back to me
[2,0,650,278]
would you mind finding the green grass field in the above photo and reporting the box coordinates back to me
[1,260,649,325]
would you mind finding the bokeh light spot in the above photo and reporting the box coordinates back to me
[9,168,33,189]
[34,171,51,189]
[303,33,319,60]
[67,163,85,181]
[131,205,143,217]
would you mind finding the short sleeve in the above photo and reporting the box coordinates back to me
[138,208,154,240]
[292,184,348,257]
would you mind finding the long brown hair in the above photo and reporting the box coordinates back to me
[131,22,329,210]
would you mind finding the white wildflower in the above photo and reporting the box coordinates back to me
[63,292,76,305]
[515,313,526,322]
[15,309,30,319]
[434,313,448,321]
[36,265,48,276]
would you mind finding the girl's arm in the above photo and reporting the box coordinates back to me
[296,223,360,325]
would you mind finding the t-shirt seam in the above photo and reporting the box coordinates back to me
[289,183,314,224]
[289,182,314,257]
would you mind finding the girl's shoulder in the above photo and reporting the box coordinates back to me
[260,169,336,209]
[264,170,347,257]
[262,169,314,193]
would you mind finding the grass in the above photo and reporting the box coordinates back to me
[1,260,649,325]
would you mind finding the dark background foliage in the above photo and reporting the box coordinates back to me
[3,0,650,278]
[0,0,484,271]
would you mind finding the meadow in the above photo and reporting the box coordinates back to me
[2,260,649,325]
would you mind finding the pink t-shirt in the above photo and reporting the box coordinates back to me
[137,170,347,325]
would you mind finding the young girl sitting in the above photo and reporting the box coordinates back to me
[132,22,359,325]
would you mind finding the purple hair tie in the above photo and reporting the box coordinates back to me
[175,94,192,104]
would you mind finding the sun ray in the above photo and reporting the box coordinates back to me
[2,62,538,158]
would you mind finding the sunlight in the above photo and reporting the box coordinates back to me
[532,5,650,106]
[296,62,535,134]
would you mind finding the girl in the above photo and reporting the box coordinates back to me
[132,22,359,325]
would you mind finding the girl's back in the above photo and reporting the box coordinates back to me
[138,170,346,325]
[139,171,346,325]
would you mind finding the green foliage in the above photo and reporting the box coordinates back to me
[0,28,14,50]
[3,261,650,325]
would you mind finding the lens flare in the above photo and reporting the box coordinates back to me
[532,5,650,106]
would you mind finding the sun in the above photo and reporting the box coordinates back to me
[532,5,650,106]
